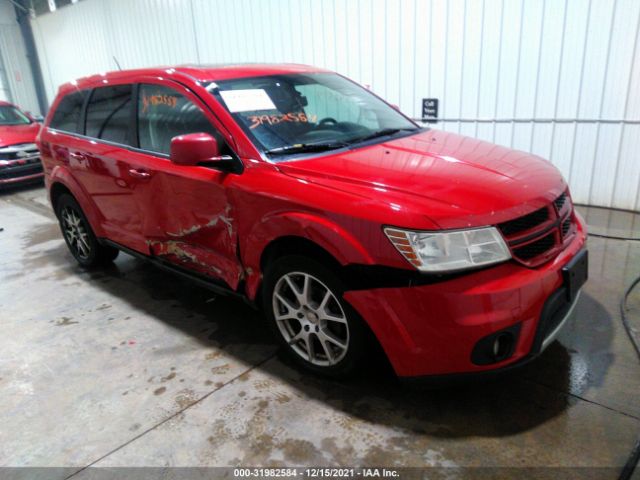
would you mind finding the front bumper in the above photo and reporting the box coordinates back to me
[0,160,44,185]
[343,213,587,378]
[0,143,43,186]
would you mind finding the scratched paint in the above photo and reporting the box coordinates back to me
[147,240,223,276]
[165,205,234,239]
[146,201,245,288]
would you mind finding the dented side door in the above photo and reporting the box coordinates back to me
[145,166,242,289]
[132,80,244,290]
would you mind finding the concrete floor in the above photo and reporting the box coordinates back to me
[1,184,639,479]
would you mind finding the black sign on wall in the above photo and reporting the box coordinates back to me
[421,98,439,123]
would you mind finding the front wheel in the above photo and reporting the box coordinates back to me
[262,255,366,377]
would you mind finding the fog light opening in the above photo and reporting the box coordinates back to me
[471,323,521,366]
[492,333,513,360]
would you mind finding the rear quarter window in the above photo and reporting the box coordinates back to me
[49,90,88,133]
[85,85,133,144]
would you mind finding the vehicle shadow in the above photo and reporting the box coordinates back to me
[0,179,44,197]
[19,227,615,440]
[258,294,613,439]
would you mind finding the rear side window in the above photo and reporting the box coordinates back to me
[50,91,87,133]
[137,84,218,155]
[85,85,132,144]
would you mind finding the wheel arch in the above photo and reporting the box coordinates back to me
[259,235,343,273]
[249,235,343,306]
[241,211,376,301]
[50,182,72,212]
[256,239,393,376]
[48,166,105,237]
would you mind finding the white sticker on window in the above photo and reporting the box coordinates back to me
[219,89,276,113]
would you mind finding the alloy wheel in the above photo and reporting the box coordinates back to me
[272,272,350,366]
[61,206,91,260]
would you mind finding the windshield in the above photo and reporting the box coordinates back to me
[0,105,31,126]
[211,73,419,158]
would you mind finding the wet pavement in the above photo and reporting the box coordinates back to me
[0,184,639,479]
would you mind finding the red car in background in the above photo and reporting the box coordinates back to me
[0,101,43,187]
[38,64,588,381]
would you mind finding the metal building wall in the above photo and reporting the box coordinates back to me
[0,0,41,114]
[0,52,11,102]
[30,0,640,211]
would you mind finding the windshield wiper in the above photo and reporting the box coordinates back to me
[265,141,350,156]
[348,127,419,145]
[264,128,419,155]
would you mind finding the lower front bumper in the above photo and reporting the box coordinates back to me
[0,158,44,186]
[400,289,581,386]
[0,171,44,185]
[343,215,587,378]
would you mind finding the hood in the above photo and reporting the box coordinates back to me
[276,129,566,229]
[0,123,40,147]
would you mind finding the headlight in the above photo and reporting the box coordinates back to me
[384,226,511,272]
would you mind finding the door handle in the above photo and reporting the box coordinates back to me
[69,152,87,161]
[128,168,152,179]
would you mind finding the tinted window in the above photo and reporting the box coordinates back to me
[138,84,218,155]
[85,85,132,144]
[213,73,417,156]
[0,105,31,126]
[50,91,87,133]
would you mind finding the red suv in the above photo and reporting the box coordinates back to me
[39,64,588,380]
[0,101,42,187]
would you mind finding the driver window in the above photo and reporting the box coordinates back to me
[295,84,379,130]
[137,84,221,156]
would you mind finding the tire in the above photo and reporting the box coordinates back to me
[55,193,119,268]
[262,255,366,377]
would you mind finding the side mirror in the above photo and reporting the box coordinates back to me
[170,133,236,171]
[390,104,400,111]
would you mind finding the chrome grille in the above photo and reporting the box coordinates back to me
[0,143,39,161]
[0,143,42,181]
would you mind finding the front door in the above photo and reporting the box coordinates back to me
[130,81,244,290]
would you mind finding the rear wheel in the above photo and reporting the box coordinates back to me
[55,194,119,268]
[263,255,366,377]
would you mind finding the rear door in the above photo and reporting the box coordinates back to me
[126,80,244,289]
[41,89,89,176]
[74,84,148,252]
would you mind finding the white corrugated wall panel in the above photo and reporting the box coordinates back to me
[32,0,112,102]
[0,0,40,114]
[0,26,40,114]
[0,0,10,103]
[30,0,640,211]
[106,0,199,70]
